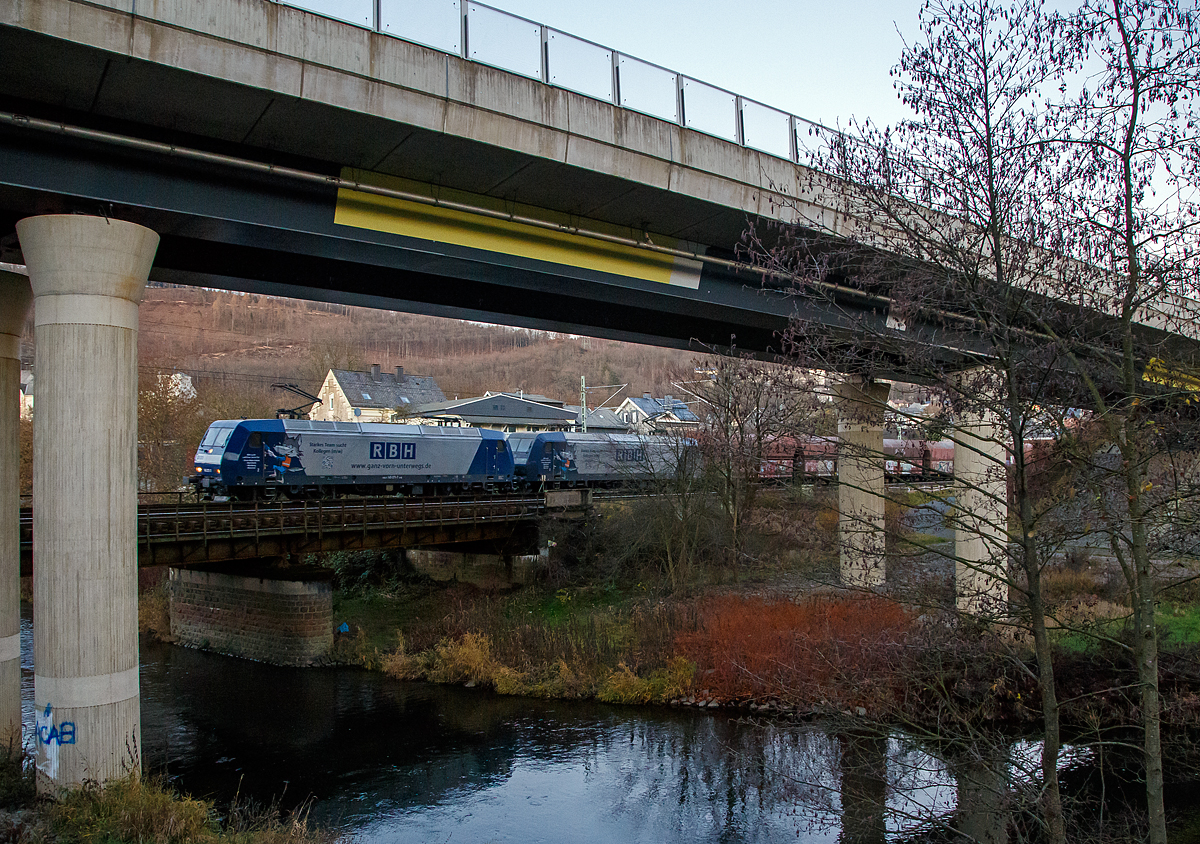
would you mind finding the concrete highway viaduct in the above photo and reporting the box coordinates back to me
[0,0,1192,790]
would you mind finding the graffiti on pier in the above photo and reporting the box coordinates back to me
[35,703,76,779]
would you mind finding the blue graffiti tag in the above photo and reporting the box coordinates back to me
[36,704,76,747]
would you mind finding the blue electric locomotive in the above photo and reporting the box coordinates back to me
[191,419,513,499]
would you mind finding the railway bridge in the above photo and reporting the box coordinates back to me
[17,492,585,572]
[18,490,584,669]
[1,0,1197,789]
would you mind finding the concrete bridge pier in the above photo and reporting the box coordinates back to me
[952,375,1009,615]
[18,215,158,790]
[835,376,891,588]
[0,271,32,750]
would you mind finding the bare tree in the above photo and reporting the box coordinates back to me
[1043,4,1200,840]
[743,0,1200,838]
[635,432,714,592]
[743,1,1082,840]
[688,353,822,576]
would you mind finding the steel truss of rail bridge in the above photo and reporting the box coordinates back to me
[17,491,594,573]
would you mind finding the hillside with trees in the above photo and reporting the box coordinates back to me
[136,286,700,405]
[17,285,704,493]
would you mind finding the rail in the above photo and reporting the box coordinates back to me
[18,494,550,555]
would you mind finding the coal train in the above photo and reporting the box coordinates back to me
[190,419,680,500]
[758,436,956,483]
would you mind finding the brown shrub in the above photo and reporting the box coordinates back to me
[138,584,173,642]
[675,595,912,711]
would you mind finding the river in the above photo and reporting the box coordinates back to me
[17,606,1154,843]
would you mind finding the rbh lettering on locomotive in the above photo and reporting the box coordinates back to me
[370,442,416,460]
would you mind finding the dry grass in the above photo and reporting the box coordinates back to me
[1041,566,1107,608]
[45,777,210,844]
[374,586,704,702]
[597,657,694,705]
[40,776,337,844]
[138,585,173,642]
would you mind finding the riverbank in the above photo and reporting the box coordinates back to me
[314,545,1200,739]
[132,487,1200,734]
[0,752,335,844]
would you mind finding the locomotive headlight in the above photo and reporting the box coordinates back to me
[194,466,202,473]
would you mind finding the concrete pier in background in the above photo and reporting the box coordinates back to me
[0,271,32,750]
[953,384,1009,615]
[18,215,158,790]
[835,377,891,588]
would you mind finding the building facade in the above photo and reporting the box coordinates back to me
[312,365,446,423]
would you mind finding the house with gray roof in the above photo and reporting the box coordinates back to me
[565,405,631,433]
[615,393,701,435]
[312,365,446,423]
[411,391,577,431]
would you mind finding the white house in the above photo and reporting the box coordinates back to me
[615,393,701,435]
[19,370,32,419]
[312,365,446,423]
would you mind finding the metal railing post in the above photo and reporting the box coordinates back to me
[675,73,685,127]
[611,51,621,107]
[540,25,549,84]
[460,0,469,60]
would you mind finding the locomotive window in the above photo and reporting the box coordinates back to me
[544,444,553,455]
[248,433,261,447]
[496,442,506,452]
[201,425,236,449]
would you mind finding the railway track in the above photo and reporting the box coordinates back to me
[17,492,596,566]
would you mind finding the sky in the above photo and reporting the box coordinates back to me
[481,0,927,129]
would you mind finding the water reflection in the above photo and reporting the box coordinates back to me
[12,606,1076,843]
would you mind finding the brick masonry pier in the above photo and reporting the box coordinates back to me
[168,565,333,666]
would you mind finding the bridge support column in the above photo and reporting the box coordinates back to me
[169,565,333,666]
[18,215,158,790]
[953,377,1008,615]
[0,271,32,750]
[835,376,891,588]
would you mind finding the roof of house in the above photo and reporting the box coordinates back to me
[330,369,446,410]
[484,390,564,407]
[415,394,578,425]
[564,405,630,432]
[623,394,700,423]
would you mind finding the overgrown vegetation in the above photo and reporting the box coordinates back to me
[315,492,1200,740]
[0,752,333,844]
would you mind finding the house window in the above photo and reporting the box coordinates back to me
[361,392,372,400]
